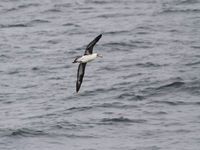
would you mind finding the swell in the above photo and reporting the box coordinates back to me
[62,23,80,27]
[149,100,200,106]
[115,78,187,101]
[114,77,186,101]
[135,62,168,68]
[185,61,200,66]
[96,102,138,109]
[3,3,39,12]
[80,86,120,96]
[97,12,134,19]
[141,78,200,98]
[101,117,147,124]
[17,3,40,9]
[184,80,200,95]
[1,127,96,139]
[0,23,30,28]
[64,106,93,114]
[161,8,200,14]
[140,81,185,98]
[0,19,49,28]
[156,81,185,90]
[116,92,145,101]
[2,128,47,137]
[102,40,153,49]
[179,0,199,4]
[104,30,129,35]
[30,19,50,24]
[62,102,138,116]
[43,8,62,13]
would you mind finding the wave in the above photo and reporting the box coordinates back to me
[136,62,166,68]
[120,73,143,80]
[66,106,93,112]
[0,23,29,28]
[44,9,62,13]
[141,77,200,98]
[18,3,40,9]
[47,40,59,45]
[161,8,200,14]
[104,30,129,35]
[3,3,39,12]
[62,23,80,27]
[113,79,188,101]
[0,54,11,59]
[191,46,200,49]
[156,80,200,95]
[101,66,119,71]
[81,87,119,95]
[54,3,72,8]
[2,127,95,139]
[97,102,138,109]
[151,81,185,96]
[101,117,147,124]
[135,78,185,98]
[179,0,199,4]
[102,42,135,47]
[87,0,109,4]
[150,100,200,106]
[31,67,39,71]
[102,40,153,49]
[7,70,20,75]
[5,128,47,137]
[101,42,138,50]
[184,80,200,95]
[185,61,200,66]
[0,20,49,29]
[157,81,185,90]
[117,92,144,101]
[30,19,50,24]
[150,100,186,106]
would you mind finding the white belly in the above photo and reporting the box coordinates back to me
[78,54,97,63]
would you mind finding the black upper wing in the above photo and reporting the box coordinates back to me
[76,63,87,92]
[84,34,102,55]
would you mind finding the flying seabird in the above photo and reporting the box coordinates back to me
[73,34,103,92]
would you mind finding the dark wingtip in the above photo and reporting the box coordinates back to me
[95,34,102,39]
[95,34,102,42]
[76,88,79,93]
[98,34,102,38]
[76,82,80,93]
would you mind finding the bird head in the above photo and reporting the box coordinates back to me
[97,54,103,58]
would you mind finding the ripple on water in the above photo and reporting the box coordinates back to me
[135,62,166,68]
[4,128,47,137]
[162,8,200,14]
[101,117,147,124]
[0,23,30,28]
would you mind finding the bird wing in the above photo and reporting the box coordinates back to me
[84,34,102,55]
[76,63,87,92]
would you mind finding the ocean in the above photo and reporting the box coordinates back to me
[0,0,200,150]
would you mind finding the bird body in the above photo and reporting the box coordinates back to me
[73,53,100,63]
[73,34,103,92]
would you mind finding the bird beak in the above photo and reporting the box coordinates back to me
[97,54,103,58]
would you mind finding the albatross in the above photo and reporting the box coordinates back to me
[73,34,103,92]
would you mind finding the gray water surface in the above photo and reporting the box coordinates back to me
[1,0,200,150]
